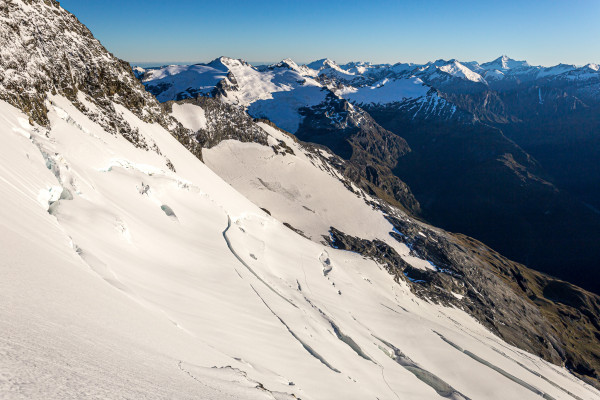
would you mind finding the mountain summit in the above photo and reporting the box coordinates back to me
[481,55,531,70]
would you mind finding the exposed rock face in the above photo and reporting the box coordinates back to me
[296,94,421,214]
[0,0,201,159]
[163,96,268,149]
[326,210,600,388]
[418,87,600,295]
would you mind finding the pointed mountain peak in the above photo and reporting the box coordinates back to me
[306,58,338,71]
[482,55,530,70]
[271,58,300,71]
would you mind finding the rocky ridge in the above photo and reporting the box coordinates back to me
[0,0,201,161]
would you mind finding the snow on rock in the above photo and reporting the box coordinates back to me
[141,60,230,102]
[438,60,487,83]
[170,103,207,131]
[3,94,599,399]
[203,122,441,272]
[141,57,331,133]
[480,55,531,71]
[337,77,429,105]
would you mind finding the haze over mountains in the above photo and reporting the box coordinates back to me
[2,1,600,399]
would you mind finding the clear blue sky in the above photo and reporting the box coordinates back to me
[60,0,600,67]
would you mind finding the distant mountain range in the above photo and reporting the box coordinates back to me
[136,55,600,296]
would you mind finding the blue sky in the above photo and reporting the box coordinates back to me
[60,0,600,67]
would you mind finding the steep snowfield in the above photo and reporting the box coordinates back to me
[170,103,207,131]
[3,96,599,399]
[437,61,487,83]
[203,122,434,271]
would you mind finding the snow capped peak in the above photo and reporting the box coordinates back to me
[439,61,486,83]
[217,56,250,68]
[482,55,530,70]
[390,62,418,74]
[270,58,301,71]
[304,58,356,80]
[281,57,298,67]
[585,63,599,71]
[306,58,339,71]
[417,59,486,84]
[536,63,577,78]
[339,61,396,76]
[343,61,372,67]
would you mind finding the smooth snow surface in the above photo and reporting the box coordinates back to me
[170,103,207,131]
[2,97,599,400]
[338,77,429,105]
[438,61,486,83]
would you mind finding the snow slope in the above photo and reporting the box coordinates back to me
[170,103,207,131]
[141,60,230,102]
[337,77,430,105]
[203,122,434,271]
[3,93,599,399]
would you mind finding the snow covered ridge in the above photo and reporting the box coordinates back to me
[304,55,600,85]
[277,55,599,86]
[3,89,600,399]
[137,54,600,118]
[136,56,454,128]
[138,56,434,106]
